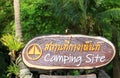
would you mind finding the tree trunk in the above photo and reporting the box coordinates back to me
[14,0,22,42]
[112,26,120,78]
[16,55,33,78]
[14,0,33,78]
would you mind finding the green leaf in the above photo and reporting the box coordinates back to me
[7,62,20,76]
[0,33,24,52]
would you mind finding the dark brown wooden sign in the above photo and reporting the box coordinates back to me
[22,35,116,69]
[40,74,96,78]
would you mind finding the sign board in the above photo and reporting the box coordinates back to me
[40,74,96,78]
[22,35,116,70]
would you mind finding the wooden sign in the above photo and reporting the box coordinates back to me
[40,74,96,78]
[22,35,116,69]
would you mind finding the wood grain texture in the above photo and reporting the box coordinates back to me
[22,35,116,70]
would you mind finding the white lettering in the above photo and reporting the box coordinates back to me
[44,53,106,66]
[63,56,69,64]
[100,56,106,62]
[86,54,92,63]
[76,56,82,66]
[44,53,50,62]
[44,53,82,66]
[86,54,106,63]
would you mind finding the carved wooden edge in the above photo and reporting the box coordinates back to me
[39,74,96,78]
[22,35,116,70]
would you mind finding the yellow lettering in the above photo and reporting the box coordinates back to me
[83,43,89,51]
[89,43,95,51]
[44,40,101,52]
[95,43,101,51]
[45,43,51,51]
[73,44,77,52]
[77,44,82,52]
[57,44,64,51]
[63,44,69,51]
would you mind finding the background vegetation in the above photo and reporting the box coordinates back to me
[0,0,120,78]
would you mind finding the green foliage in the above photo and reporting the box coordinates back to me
[1,33,24,52]
[73,70,80,75]
[95,8,120,38]
[7,62,20,77]
[0,0,120,77]
[97,8,120,23]
[66,70,80,75]
[21,0,66,42]
[0,0,14,36]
